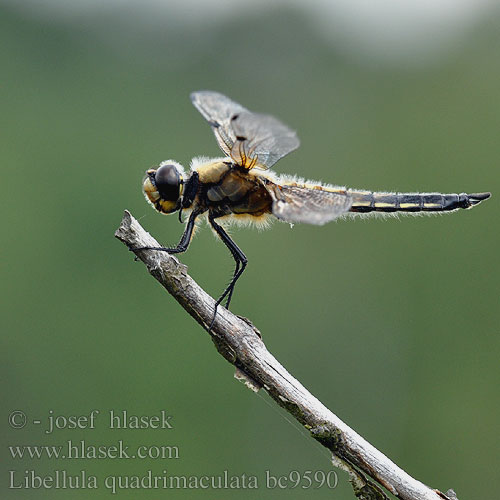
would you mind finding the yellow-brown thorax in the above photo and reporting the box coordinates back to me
[197,161,272,216]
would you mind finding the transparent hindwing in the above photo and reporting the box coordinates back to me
[268,183,353,225]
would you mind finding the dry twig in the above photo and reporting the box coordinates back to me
[115,210,459,500]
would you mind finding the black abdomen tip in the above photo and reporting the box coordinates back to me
[468,192,491,206]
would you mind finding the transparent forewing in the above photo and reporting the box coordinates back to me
[230,112,300,168]
[190,91,300,169]
[269,184,353,225]
[190,91,248,157]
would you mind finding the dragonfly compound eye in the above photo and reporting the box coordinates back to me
[151,163,184,213]
[155,164,181,200]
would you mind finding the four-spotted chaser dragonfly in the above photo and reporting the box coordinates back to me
[140,91,490,326]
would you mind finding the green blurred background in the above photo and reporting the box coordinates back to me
[2,1,499,498]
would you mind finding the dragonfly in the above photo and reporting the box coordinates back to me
[139,90,490,327]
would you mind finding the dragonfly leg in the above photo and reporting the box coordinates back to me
[225,260,241,309]
[208,212,248,330]
[132,209,200,256]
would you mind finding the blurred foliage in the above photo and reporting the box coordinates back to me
[1,3,499,499]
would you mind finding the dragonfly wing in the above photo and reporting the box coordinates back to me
[191,91,299,169]
[230,111,300,168]
[191,91,248,157]
[269,184,353,225]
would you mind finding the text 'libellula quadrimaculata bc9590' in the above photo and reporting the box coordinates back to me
[139,91,490,328]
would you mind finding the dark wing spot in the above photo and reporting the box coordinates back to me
[236,135,247,141]
[208,120,220,128]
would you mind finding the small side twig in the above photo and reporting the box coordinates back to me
[115,210,459,500]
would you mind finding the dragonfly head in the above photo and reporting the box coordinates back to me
[143,160,185,214]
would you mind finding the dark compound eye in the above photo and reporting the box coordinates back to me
[154,164,181,202]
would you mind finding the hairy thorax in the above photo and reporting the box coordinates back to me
[197,161,273,217]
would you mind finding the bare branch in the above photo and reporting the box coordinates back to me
[115,210,458,500]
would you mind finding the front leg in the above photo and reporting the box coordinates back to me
[132,209,200,255]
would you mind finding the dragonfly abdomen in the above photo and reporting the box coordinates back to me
[349,190,490,213]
